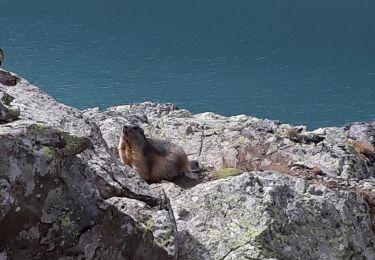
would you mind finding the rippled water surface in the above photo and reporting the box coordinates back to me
[1,0,375,128]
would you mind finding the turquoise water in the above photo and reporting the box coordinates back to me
[1,0,375,129]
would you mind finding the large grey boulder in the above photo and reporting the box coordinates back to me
[0,124,171,259]
[0,72,178,259]
[0,70,19,87]
[159,172,375,259]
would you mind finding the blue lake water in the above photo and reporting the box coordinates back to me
[1,0,375,129]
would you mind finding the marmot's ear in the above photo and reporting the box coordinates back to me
[135,125,145,137]
[122,125,129,133]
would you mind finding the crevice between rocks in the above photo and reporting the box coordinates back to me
[94,168,161,209]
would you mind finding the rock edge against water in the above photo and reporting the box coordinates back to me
[1,69,375,259]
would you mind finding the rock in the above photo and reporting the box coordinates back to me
[0,70,19,86]
[158,172,375,259]
[0,124,172,259]
[0,71,178,259]
[108,196,178,258]
[0,100,20,122]
[87,101,375,259]
[87,102,374,181]
[344,121,375,144]
[0,92,20,122]
[0,48,3,66]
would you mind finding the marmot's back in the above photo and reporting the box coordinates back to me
[147,138,185,157]
[146,138,190,180]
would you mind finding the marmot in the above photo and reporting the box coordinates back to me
[118,125,196,182]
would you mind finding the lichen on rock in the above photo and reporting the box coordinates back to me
[0,71,178,259]
[210,167,243,180]
[0,91,19,123]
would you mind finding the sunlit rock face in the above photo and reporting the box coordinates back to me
[0,71,177,259]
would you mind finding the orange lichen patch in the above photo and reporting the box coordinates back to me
[348,139,374,157]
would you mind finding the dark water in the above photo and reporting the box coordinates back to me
[1,0,375,129]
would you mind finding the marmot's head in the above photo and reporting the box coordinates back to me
[122,125,147,147]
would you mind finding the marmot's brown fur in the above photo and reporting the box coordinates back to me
[118,125,191,182]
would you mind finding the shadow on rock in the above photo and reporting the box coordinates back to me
[0,124,174,259]
[177,230,210,260]
[0,70,19,86]
[171,175,205,189]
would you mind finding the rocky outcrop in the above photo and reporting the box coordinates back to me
[86,102,375,259]
[1,70,375,259]
[0,72,178,259]
[0,124,171,259]
[162,172,375,259]
[87,103,375,181]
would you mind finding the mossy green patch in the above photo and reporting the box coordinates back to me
[1,93,14,106]
[28,124,45,135]
[144,218,155,232]
[60,215,71,226]
[61,132,89,156]
[214,168,243,179]
[61,132,79,156]
[141,218,155,240]
[156,232,174,248]
[41,146,54,158]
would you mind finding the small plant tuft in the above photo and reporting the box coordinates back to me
[213,167,243,179]
[348,139,374,157]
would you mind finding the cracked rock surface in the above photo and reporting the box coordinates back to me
[1,70,375,259]
[160,172,375,259]
[0,91,20,122]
